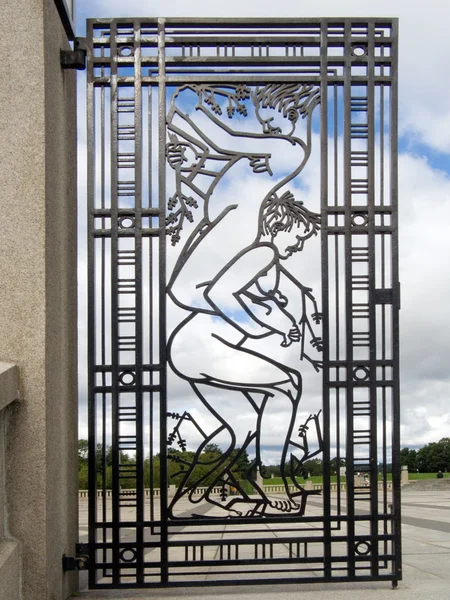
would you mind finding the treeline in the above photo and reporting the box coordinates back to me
[401,437,450,473]
[83,437,450,490]
[78,440,346,489]
[78,441,253,490]
[262,458,346,478]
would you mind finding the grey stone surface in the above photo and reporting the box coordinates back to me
[0,363,20,540]
[74,581,450,600]
[0,541,20,600]
[0,363,20,413]
[76,489,450,600]
[403,478,450,491]
[0,0,78,598]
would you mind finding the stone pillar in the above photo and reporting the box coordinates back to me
[401,466,409,486]
[256,470,264,490]
[0,1,78,598]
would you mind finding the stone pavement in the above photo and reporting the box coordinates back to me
[76,486,450,600]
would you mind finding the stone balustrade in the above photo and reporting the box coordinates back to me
[78,480,393,498]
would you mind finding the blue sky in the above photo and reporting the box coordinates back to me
[75,0,450,457]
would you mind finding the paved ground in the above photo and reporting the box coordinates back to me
[75,486,450,599]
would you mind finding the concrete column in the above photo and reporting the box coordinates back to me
[0,1,78,598]
[256,471,264,490]
[401,466,409,486]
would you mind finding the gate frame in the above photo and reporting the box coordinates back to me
[86,16,400,589]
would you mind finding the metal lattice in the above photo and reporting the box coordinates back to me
[86,17,400,588]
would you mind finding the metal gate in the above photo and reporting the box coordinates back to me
[86,17,400,588]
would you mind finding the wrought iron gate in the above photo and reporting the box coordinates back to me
[86,17,400,589]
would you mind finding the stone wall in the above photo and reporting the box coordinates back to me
[0,1,78,598]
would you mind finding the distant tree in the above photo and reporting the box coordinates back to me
[167,448,197,486]
[416,444,432,472]
[144,454,161,488]
[203,443,223,455]
[193,445,222,486]
[400,447,417,472]
[263,464,281,478]
[230,447,251,477]
[439,438,450,470]
[145,446,254,490]
[78,440,89,489]
[78,439,89,464]
[77,440,136,489]
[303,458,323,477]
[417,438,450,473]
[378,462,393,474]
[78,463,88,489]
[330,457,346,476]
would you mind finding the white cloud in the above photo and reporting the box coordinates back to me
[76,0,450,462]
[398,153,450,445]
[77,0,450,153]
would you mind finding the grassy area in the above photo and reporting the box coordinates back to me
[264,476,343,485]
[264,472,448,485]
[408,472,450,480]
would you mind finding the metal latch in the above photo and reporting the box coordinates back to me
[61,38,87,70]
[62,543,89,571]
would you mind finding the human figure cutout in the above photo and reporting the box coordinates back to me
[165,83,323,517]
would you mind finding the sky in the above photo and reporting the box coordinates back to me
[75,0,450,463]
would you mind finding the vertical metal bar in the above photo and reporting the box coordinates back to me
[101,67,108,579]
[343,19,356,578]
[379,81,389,548]
[148,84,155,531]
[148,86,153,210]
[336,388,341,515]
[320,18,332,580]
[157,17,169,585]
[334,83,339,211]
[380,113,388,535]
[382,386,388,558]
[367,21,379,576]
[134,20,145,585]
[86,19,98,590]
[390,17,401,584]
[333,82,342,518]
[380,83,385,208]
[109,21,121,586]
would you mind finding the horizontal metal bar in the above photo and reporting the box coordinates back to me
[90,55,391,66]
[165,36,321,44]
[93,385,161,393]
[89,573,400,590]
[93,208,160,216]
[87,17,398,25]
[170,553,395,569]
[91,76,393,86]
[93,229,161,237]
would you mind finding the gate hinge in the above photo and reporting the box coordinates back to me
[62,543,89,572]
[61,38,87,70]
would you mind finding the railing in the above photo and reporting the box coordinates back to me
[79,486,225,498]
[78,481,393,498]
